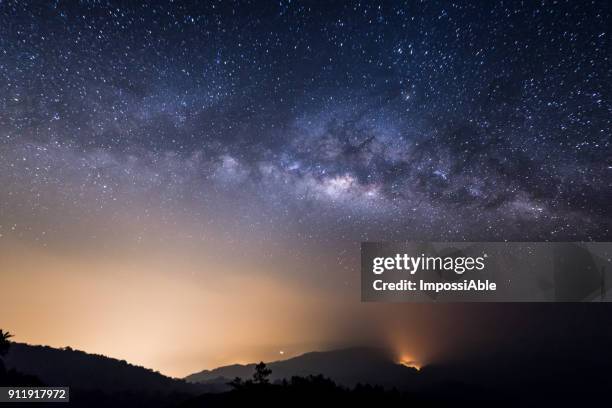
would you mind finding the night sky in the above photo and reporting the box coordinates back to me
[1,1,610,376]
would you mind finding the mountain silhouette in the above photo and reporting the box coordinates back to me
[185,347,420,389]
[185,343,612,404]
[4,342,612,407]
[4,343,217,394]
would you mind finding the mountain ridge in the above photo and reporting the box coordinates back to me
[4,342,218,394]
[185,347,420,388]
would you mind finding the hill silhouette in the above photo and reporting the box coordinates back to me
[185,343,612,407]
[3,340,612,407]
[185,347,420,389]
[4,343,213,394]
[3,342,223,407]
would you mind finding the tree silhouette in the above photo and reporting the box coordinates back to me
[0,329,13,376]
[0,329,13,358]
[228,376,243,390]
[252,362,271,385]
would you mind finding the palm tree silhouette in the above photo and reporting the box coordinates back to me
[0,329,13,357]
[0,329,13,375]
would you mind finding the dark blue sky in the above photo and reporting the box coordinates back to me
[1,1,609,244]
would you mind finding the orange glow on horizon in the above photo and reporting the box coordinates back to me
[0,238,347,377]
[398,360,421,370]
[397,354,422,370]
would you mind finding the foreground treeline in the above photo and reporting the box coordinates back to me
[182,375,410,407]
[178,361,507,408]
